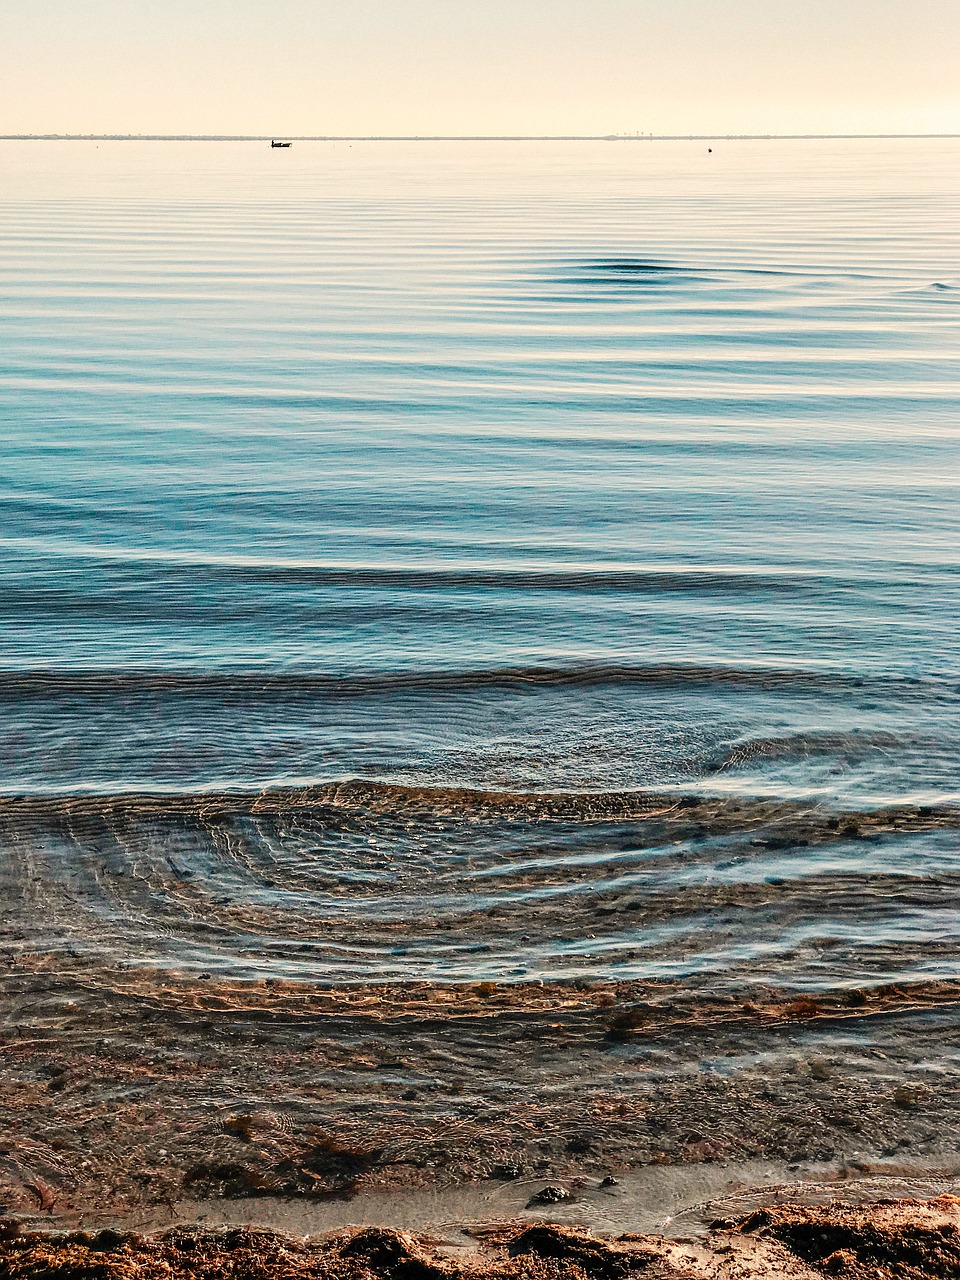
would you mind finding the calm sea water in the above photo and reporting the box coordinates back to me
[1,139,958,987]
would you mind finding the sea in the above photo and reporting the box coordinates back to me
[1,138,958,990]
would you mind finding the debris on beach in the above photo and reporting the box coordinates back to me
[2,1196,959,1279]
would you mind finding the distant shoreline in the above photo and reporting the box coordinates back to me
[3,132,959,141]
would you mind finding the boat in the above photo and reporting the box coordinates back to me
[271,140,291,148]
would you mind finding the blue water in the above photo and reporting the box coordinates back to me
[0,139,958,987]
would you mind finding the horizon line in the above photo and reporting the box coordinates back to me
[3,132,960,142]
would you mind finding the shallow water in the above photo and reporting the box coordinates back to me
[0,139,958,988]
[98,1161,960,1243]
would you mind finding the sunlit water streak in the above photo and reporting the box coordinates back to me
[0,139,958,987]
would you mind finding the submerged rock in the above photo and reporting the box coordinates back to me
[525,1184,571,1206]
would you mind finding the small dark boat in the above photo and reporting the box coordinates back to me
[271,140,291,148]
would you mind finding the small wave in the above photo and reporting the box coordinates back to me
[709,729,909,772]
[2,777,957,832]
[899,281,959,301]
[194,564,822,596]
[585,259,680,274]
[559,258,798,288]
[1,779,957,989]
[0,563,825,598]
[559,259,717,287]
[0,662,937,702]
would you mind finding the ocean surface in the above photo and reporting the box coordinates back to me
[1,138,958,990]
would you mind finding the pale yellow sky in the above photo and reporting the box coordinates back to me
[1,0,958,137]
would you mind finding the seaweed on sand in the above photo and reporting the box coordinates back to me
[3,1199,960,1280]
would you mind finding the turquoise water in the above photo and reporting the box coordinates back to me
[2,139,958,804]
[0,139,958,986]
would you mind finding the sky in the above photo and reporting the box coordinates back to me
[1,0,959,137]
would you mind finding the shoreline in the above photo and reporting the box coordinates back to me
[5,1193,960,1280]
[34,1157,960,1240]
